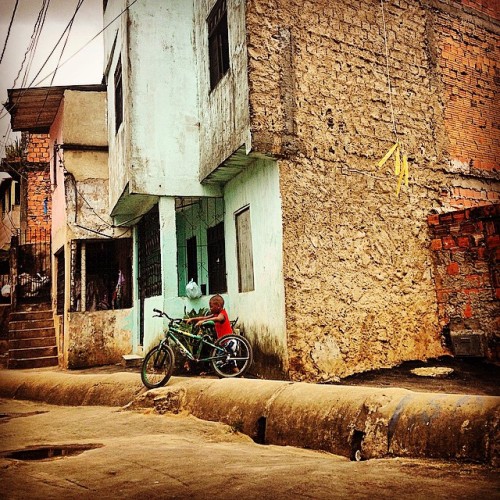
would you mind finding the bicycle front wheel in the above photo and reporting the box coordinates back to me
[141,344,175,389]
[211,334,253,378]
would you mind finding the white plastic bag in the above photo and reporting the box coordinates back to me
[186,279,202,299]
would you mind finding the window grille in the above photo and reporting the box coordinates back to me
[56,250,64,315]
[114,57,123,133]
[176,197,226,296]
[138,205,162,298]
[208,0,230,89]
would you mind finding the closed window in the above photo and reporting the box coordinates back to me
[207,0,230,89]
[235,207,254,293]
[114,57,123,133]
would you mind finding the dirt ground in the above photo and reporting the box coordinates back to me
[340,356,500,396]
[1,398,498,500]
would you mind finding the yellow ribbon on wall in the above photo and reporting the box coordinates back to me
[377,142,409,196]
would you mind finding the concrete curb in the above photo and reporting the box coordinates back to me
[132,378,500,465]
[1,369,498,465]
[0,369,146,407]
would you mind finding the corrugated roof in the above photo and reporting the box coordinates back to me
[6,84,106,132]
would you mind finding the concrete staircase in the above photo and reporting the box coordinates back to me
[8,304,58,369]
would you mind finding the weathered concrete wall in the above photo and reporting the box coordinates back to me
[245,0,498,380]
[63,91,107,147]
[66,309,133,368]
[194,0,252,180]
[428,204,499,359]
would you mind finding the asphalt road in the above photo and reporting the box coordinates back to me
[0,398,497,499]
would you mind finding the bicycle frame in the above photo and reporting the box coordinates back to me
[155,315,231,364]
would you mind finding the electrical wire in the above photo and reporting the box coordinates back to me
[0,0,19,65]
[50,0,85,85]
[34,0,139,86]
[21,0,51,88]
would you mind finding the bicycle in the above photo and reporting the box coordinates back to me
[141,308,253,389]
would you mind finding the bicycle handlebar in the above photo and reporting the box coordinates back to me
[152,308,184,323]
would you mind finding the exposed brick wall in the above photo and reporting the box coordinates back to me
[428,204,499,360]
[26,134,50,163]
[246,0,498,380]
[25,167,51,235]
[437,7,499,172]
[460,0,500,19]
[23,133,52,239]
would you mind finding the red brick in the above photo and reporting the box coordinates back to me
[486,235,500,248]
[442,236,456,249]
[447,262,460,275]
[430,238,443,251]
[457,236,470,247]
[463,302,473,318]
[427,214,440,226]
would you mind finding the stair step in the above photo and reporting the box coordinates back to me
[9,337,57,349]
[10,310,53,322]
[8,356,59,369]
[9,346,57,360]
[10,319,54,330]
[9,327,56,340]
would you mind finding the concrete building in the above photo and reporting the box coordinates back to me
[102,0,499,381]
[6,85,134,368]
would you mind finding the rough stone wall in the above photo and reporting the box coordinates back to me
[428,204,499,359]
[245,0,498,380]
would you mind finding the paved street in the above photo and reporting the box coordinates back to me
[1,398,498,499]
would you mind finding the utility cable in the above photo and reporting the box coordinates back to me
[0,0,19,65]
[34,0,139,86]
[21,0,51,88]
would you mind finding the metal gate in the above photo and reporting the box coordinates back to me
[16,228,51,303]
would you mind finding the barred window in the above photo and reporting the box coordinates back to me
[176,197,226,296]
[138,205,162,298]
[56,250,64,315]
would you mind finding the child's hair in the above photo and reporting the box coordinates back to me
[209,294,224,307]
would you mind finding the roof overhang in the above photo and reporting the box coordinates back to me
[5,84,106,132]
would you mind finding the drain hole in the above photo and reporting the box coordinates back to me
[3,444,103,461]
[253,417,267,444]
[350,430,365,461]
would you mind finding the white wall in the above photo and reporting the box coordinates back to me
[224,158,288,373]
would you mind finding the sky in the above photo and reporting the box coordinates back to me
[0,0,104,157]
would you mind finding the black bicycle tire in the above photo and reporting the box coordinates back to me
[141,344,175,389]
[210,334,253,378]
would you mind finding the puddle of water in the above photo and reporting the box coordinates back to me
[3,444,103,461]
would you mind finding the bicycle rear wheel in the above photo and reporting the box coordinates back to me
[141,344,175,389]
[211,334,253,378]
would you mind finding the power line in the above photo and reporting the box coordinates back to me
[34,0,139,86]
[0,0,19,65]
[50,0,85,85]
[20,0,51,88]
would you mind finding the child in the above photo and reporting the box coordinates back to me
[185,294,233,339]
